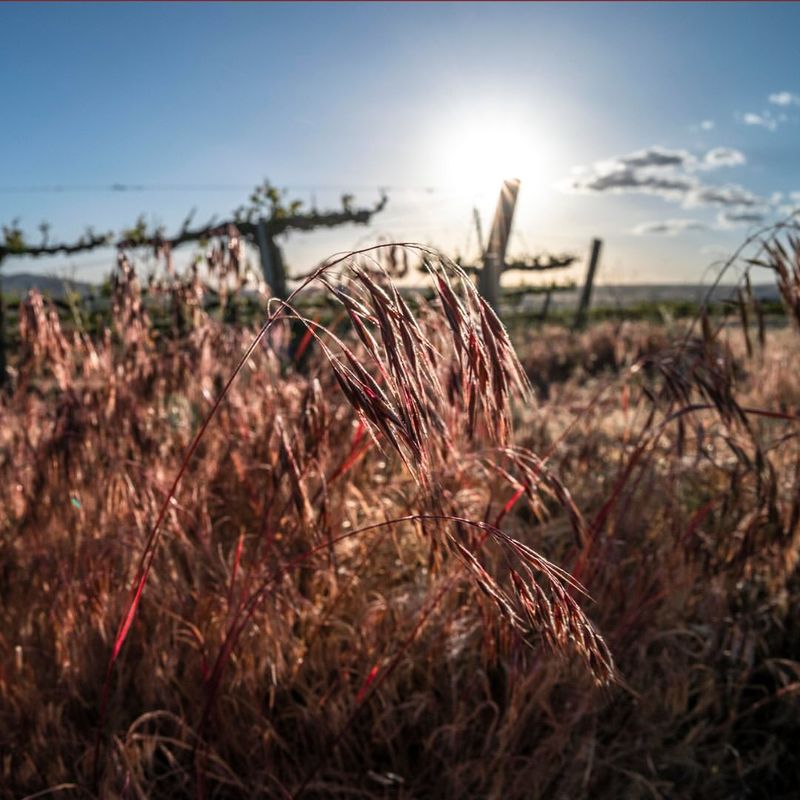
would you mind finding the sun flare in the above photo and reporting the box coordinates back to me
[436,113,556,202]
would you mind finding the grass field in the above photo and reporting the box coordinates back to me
[1,240,799,798]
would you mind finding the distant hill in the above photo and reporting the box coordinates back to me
[0,272,97,299]
[545,282,780,308]
[0,274,782,309]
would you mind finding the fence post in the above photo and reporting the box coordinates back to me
[540,288,552,323]
[478,178,520,314]
[256,219,288,300]
[478,252,502,314]
[573,238,602,330]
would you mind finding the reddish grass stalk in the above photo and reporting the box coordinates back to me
[94,243,427,780]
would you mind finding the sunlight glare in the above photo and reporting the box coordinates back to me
[436,113,556,203]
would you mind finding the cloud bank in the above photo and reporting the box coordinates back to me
[717,209,767,228]
[564,145,757,211]
[632,218,708,236]
[565,140,782,236]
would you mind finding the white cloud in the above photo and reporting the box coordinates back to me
[687,183,762,209]
[614,146,695,170]
[565,145,758,210]
[701,147,745,169]
[742,112,778,131]
[632,218,708,236]
[717,209,767,228]
[768,91,800,107]
[635,208,773,237]
[568,167,696,198]
[700,119,715,131]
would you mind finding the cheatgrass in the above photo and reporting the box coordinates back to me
[1,233,799,798]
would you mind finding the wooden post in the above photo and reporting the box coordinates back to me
[573,238,602,330]
[478,252,502,314]
[256,219,275,287]
[268,238,288,300]
[540,288,552,323]
[478,178,520,313]
[256,218,288,300]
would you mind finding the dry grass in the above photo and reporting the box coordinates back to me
[1,237,799,798]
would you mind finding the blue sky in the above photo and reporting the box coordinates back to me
[1,2,799,284]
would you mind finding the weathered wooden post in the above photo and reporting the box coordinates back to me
[267,237,288,300]
[478,178,520,314]
[540,288,552,323]
[573,237,602,330]
[256,219,288,300]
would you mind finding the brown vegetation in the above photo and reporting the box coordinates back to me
[1,236,799,798]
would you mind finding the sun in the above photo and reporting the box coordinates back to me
[434,111,556,203]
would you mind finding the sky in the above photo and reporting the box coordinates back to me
[1,1,799,286]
